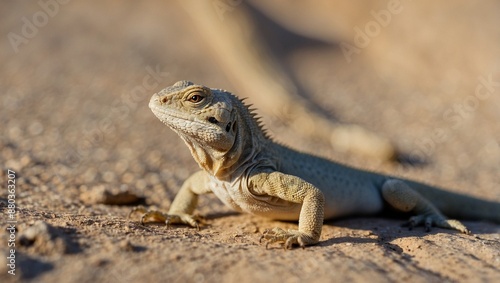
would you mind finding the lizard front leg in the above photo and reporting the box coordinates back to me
[131,170,212,228]
[248,171,325,249]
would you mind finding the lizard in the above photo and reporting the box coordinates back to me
[139,80,500,249]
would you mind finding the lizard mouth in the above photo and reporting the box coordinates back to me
[150,105,209,131]
[149,95,189,124]
[149,101,228,145]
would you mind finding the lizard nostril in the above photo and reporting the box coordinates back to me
[160,96,168,104]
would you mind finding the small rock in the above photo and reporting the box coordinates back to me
[80,185,143,205]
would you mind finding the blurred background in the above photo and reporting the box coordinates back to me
[2,0,500,180]
[0,0,500,207]
[1,0,500,281]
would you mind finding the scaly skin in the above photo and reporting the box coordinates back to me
[142,80,500,249]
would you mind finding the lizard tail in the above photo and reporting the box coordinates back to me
[408,181,500,223]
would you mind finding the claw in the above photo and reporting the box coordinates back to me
[408,222,414,230]
[424,217,432,232]
[402,220,415,230]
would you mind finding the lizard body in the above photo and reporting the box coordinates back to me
[145,80,500,248]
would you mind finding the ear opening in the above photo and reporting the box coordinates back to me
[232,121,237,133]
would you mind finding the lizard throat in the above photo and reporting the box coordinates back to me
[181,117,259,179]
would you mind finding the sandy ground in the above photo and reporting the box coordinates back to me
[1,1,499,282]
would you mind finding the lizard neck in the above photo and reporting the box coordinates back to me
[185,95,269,180]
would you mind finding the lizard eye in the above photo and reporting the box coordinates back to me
[187,92,205,103]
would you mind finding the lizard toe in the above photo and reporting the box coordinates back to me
[129,207,203,230]
[435,219,471,234]
[403,215,425,230]
[261,228,316,249]
[128,206,148,219]
[404,214,470,234]
[165,213,204,230]
[141,210,168,225]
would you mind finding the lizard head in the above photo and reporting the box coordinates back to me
[149,81,262,177]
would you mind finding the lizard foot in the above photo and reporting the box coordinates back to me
[403,214,471,234]
[259,227,318,249]
[128,206,203,230]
